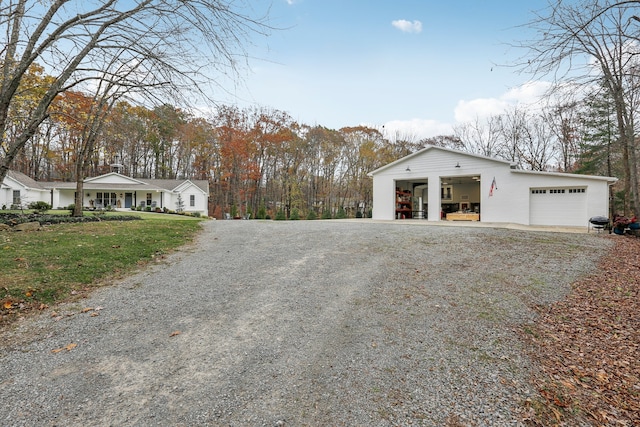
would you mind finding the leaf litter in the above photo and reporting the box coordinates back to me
[521,235,640,426]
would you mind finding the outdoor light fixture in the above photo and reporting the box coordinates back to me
[455,162,461,168]
[406,166,411,171]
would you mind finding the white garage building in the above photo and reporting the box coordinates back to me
[368,146,617,227]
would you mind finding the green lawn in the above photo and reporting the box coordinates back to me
[1,215,204,320]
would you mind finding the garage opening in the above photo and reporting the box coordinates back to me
[395,180,428,219]
[441,176,481,221]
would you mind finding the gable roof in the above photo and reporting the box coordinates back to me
[38,172,209,194]
[3,170,47,190]
[137,178,209,193]
[85,172,148,185]
[368,145,516,176]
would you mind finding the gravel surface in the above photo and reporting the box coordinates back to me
[0,220,612,426]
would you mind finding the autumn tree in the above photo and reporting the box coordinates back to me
[0,0,271,185]
[521,0,640,214]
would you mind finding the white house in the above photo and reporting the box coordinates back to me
[368,146,617,227]
[0,170,50,209]
[1,171,209,216]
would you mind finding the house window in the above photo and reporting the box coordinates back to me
[95,192,117,207]
[12,190,21,205]
[146,193,152,206]
[189,195,195,207]
[441,186,452,200]
[532,188,586,195]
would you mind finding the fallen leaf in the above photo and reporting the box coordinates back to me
[3,300,13,310]
[90,312,99,317]
[25,291,32,297]
[595,370,609,383]
[51,343,77,353]
[81,307,93,313]
[169,331,181,337]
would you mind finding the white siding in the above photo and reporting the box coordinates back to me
[370,146,614,226]
[371,175,396,220]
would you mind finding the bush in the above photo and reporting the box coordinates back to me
[356,210,363,218]
[0,213,142,226]
[192,212,201,218]
[336,207,347,219]
[265,214,271,220]
[274,209,286,220]
[321,209,332,220]
[289,208,300,220]
[67,204,75,213]
[306,210,317,220]
[256,204,267,219]
[28,201,51,214]
[145,206,152,212]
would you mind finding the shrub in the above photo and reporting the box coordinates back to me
[0,213,141,226]
[131,206,136,211]
[145,206,152,212]
[274,209,286,220]
[336,207,347,219]
[67,204,75,213]
[306,210,317,220]
[289,208,300,220]
[29,201,51,213]
[192,212,201,218]
[256,204,267,219]
[356,210,363,218]
[265,214,271,220]
[321,209,332,220]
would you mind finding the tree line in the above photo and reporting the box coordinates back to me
[2,1,639,218]
[4,64,632,218]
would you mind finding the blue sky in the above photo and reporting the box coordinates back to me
[217,0,556,140]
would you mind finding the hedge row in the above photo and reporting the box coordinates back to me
[0,213,142,226]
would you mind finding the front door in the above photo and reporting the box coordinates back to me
[124,193,133,208]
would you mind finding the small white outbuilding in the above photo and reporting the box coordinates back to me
[368,146,617,227]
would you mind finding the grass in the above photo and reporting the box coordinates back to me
[1,214,203,321]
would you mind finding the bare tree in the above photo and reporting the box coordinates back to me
[520,0,640,214]
[453,115,502,157]
[0,0,272,185]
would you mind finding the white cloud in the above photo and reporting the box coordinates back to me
[391,19,423,34]
[380,118,453,141]
[378,81,556,140]
[454,80,551,123]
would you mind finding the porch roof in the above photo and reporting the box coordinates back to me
[43,182,169,192]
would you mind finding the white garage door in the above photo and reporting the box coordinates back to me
[529,187,587,226]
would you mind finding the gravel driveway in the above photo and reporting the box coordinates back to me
[0,220,611,426]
